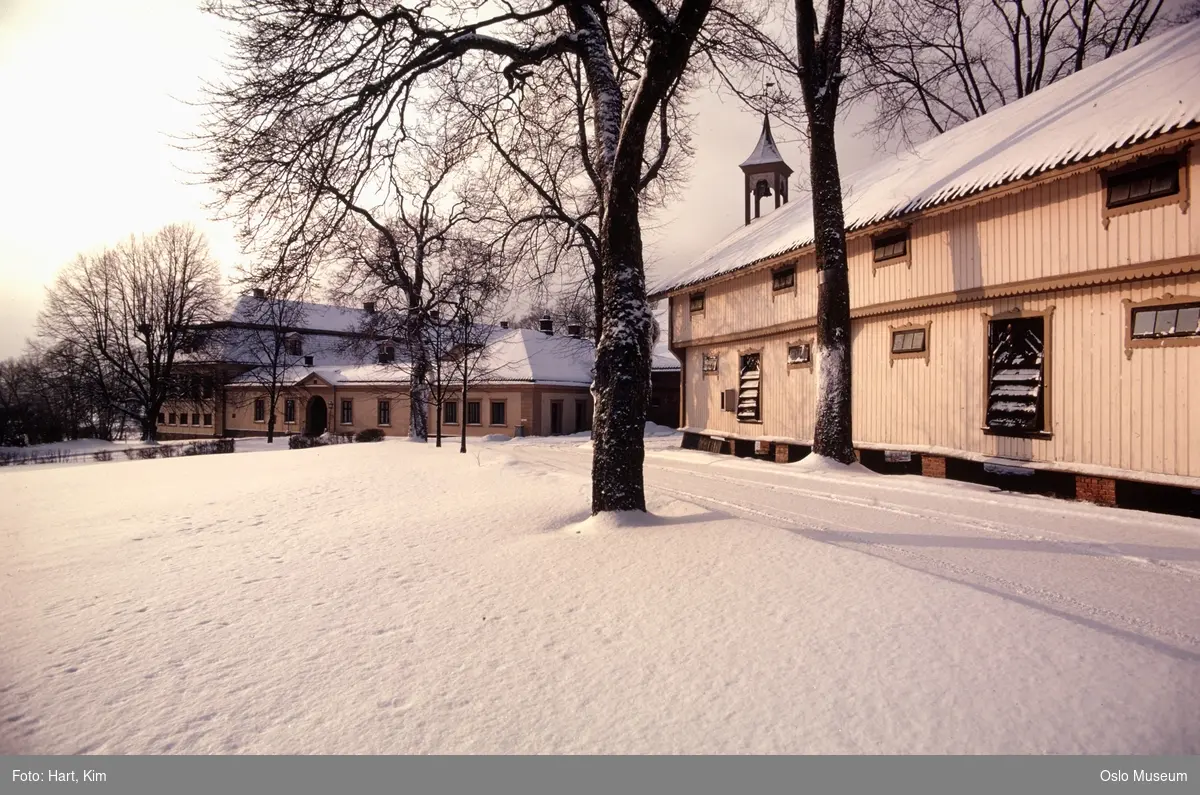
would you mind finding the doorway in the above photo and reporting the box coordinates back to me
[306,396,328,436]
[550,400,563,435]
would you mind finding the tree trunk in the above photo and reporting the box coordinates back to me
[409,351,429,442]
[590,191,651,513]
[267,412,276,443]
[459,376,467,454]
[141,416,157,443]
[808,109,855,463]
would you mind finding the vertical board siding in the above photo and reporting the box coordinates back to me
[685,273,1200,479]
[671,145,1198,346]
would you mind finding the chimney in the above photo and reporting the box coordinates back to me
[566,323,582,338]
[538,315,554,335]
[499,320,510,330]
[303,355,314,367]
[363,300,376,314]
[430,309,440,322]
[251,288,265,299]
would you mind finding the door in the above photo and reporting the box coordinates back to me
[306,396,328,436]
[550,400,563,435]
[575,399,589,433]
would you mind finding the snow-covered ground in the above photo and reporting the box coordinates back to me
[2,435,1198,754]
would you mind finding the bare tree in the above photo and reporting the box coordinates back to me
[224,291,311,443]
[796,0,855,464]
[37,224,223,441]
[200,0,729,513]
[848,0,1190,143]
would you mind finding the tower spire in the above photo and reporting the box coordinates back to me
[739,113,793,225]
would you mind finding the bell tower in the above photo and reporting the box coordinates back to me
[740,113,792,226]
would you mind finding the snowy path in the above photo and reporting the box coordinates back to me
[3,439,1199,754]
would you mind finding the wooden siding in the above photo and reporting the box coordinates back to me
[685,274,1200,480]
[671,140,1200,346]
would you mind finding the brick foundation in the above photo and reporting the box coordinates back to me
[1076,475,1117,506]
[775,444,789,463]
[922,455,947,478]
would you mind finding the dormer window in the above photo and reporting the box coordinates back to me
[377,344,396,364]
[873,229,908,262]
[286,335,303,356]
[689,292,705,313]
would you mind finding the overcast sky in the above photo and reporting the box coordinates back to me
[0,0,881,359]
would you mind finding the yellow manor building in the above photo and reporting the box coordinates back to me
[649,23,1200,516]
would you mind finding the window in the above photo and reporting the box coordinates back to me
[192,413,201,426]
[189,375,201,400]
[787,343,811,365]
[254,399,265,423]
[377,344,395,364]
[576,399,589,432]
[202,378,214,399]
[1132,303,1200,339]
[158,412,166,424]
[891,329,926,354]
[772,266,795,291]
[466,401,482,425]
[203,413,213,426]
[1106,160,1180,209]
[873,229,908,262]
[490,401,506,426]
[737,353,761,422]
[689,292,705,313]
[179,413,189,426]
[286,336,303,356]
[444,402,458,425]
[986,317,1046,435]
[702,353,719,374]
[168,412,176,425]
[340,399,353,425]
[284,399,296,423]
[378,399,391,426]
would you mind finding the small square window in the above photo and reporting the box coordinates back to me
[444,402,458,425]
[490,401,506,426]
[702,353,719,373]
[873,230,908,262]
[203,413,213,426]
[772,267,795,291]
[787,343,811,365]
[689,292,705,313]
[466,401,482,425]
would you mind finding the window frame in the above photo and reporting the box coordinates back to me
[771,265,796,294]
[443,401,459,425]
[158,412,166,425]
[787,339,814,370]
[340,399,354,426]
[253,398,266,423]
[489,400,507,427]
[871,227,910,271]
[378,399,391,426]
[203,413,213,427]
[1101,151,1189,226]
[888,322,931,365]
[701,352,719,377]
[1122,294,1200,357]
[285,335,304,357]
[168,412,177,425]
[179,413,189,426]
[736,349,762,424]
[689,292,705,314]
[466,400,482,426]
[191,412,201,426]
[284,399,296,424]
[980,307,1054,439]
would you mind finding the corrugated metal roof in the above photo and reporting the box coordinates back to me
[651,22,1200,296]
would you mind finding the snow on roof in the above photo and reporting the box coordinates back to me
[740,114,791,172]
[227,295,372,334]
[474,328,596,386]
[651,22,1200,296]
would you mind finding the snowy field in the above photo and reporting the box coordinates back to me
[2,435,1199,754]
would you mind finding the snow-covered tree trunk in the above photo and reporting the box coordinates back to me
[409,350,430,442]
[797,0,855,464]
